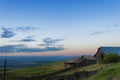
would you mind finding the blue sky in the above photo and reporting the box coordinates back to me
[0,0,120,56]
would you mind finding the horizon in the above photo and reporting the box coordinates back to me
[0,0,120,56]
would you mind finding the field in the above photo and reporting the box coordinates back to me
[0,60,115,80]
[3,61,67,80]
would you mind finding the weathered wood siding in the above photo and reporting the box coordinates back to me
[94,48,104,59]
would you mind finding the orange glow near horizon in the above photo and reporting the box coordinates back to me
[0,47,98,56]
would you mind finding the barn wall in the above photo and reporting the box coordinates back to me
[81,60,96,66]
[95,49,104,59]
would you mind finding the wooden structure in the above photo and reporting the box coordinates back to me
[94,47,120,59]
[65,47,120,67]
[65,55,97,67]
[3,60,7,80]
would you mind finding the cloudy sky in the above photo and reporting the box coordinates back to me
[0,0,120,56]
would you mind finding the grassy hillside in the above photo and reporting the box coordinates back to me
[5,61,67,80]
[84,63,120,80]
[56,63,111,77]
[0,60,115,80]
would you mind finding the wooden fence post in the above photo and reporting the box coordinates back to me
[3,60,6,80]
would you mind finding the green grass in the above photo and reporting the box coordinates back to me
[2,60,118,80]
[56,63,112,77]
[83,63,120,80]
[5,60,68,80]
[9,61,65,76]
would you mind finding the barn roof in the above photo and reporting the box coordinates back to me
[81,55,97,60]
[65,57,84,63]
[65,55,96,64]
[100,47,120,55]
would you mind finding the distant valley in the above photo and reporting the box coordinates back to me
[0,56,73,68]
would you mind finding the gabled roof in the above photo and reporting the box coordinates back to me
[81,55,97,60]
[65,57,84,63]
[65,55,96,64]
[100,47,120,55]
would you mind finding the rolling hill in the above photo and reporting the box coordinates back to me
[0,60,115,80]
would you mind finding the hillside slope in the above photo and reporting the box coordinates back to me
[5,61,67,80]
[0,61,114,80]
[85,63,120,80]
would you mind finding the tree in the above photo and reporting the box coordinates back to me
[100,52,120,63]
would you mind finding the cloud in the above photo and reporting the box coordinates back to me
[0,44,25,53]
[112,24,119,27]
[0,44,64,53]
[40,37,63,47]
[90,30,111,35]
[20,38,35,42]
[15,36,36,42]
[1,27,16,38]
[0,26,40,38]
[90,24,120,35]
[16,26,40,31]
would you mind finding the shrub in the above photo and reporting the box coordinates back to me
[100,52,120,63]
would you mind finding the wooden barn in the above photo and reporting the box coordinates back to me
[65,55,97,67]
[94,47,120,59]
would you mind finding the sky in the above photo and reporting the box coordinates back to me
[0,0,120,56]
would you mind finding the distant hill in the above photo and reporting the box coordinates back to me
[0,56,73,68]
